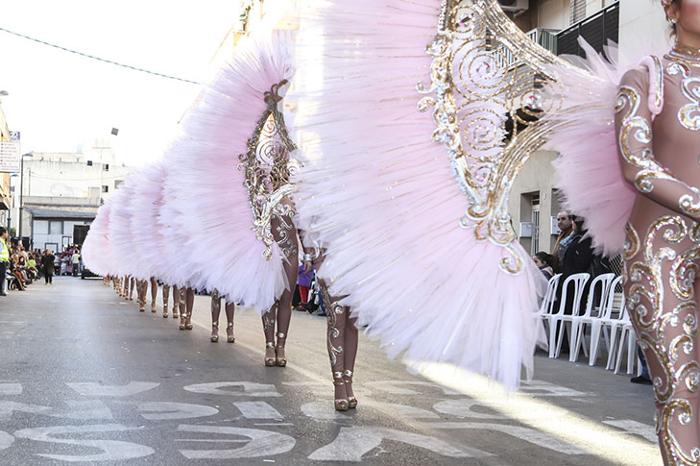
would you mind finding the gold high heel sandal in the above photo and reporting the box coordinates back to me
[163,304,168,318]
[226,322,235,343]
[333,372,349,412]
[265,342,276,366]
[344,370,358,409]
[210,321,219,342]
[185,312,193,331]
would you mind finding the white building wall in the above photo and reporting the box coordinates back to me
[23,150,129,200]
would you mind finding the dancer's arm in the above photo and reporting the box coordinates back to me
[615,68,700,220]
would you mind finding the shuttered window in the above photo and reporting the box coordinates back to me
[557,2,619,58]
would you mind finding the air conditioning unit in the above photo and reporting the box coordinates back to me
[519,222,534,238]
[498,0,529,12]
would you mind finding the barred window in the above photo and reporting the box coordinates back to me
[570,0,587,25]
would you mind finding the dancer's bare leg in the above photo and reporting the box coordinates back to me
[270,203,299,367]
[150,277,158,313]
[262,303,277,366]
[211,289,221,342]
[225,301,235,343]
[185,287,194,330]
[137,280,147,312]
[129,276,136,301]
[178,287,187,330]
[625,221,700,463]
[162,284,170,318]
[318,277,349,411]
[343,316,359,408]
[172,285,180,319]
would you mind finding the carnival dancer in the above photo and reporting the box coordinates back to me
[288,0,547,397]
[150,277,159,313]
[210,289,236,343]
[539,0,700,461]
[160,18,296,361]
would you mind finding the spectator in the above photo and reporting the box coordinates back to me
[552,211,575,272]
[295,262,314,311]
[0,228,9,297]
[9,253,26,290]
[42,250,56,285]
[560,216,594,281]
[533,252,555,280]
[71,249,81,277]
[555,216,595,352]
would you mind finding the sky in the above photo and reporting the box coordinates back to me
[0,0,240,166]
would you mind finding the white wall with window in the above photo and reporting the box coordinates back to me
[32,219,91,252]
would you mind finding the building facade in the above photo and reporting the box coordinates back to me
[0,102,13,231]
[507,0,667,256]
[17,137,130,251]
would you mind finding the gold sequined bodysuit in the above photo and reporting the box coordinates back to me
[616,46,700,465]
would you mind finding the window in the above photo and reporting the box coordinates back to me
[102,185,109,193]
[103,163,110,171]
[87,160,93,166]
[114,180,123,188]
[570,0,586,25]
[558,3,619,57]
[34,220,49,235]
[49,221,63,235]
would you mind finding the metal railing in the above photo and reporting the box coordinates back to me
[497,28,558,69]
[556,1,620,56]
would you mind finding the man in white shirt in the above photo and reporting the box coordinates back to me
[71,249,81,277]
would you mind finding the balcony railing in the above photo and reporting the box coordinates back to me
[497,28,558,69]
[556,1,620,57]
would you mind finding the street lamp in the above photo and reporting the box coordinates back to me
[18,152,34,238]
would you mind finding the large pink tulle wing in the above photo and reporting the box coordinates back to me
[83,202,112,276]
[128,162,167,281]
[155,25,293,310]
[543,40,636,256]
[288,0,547,389]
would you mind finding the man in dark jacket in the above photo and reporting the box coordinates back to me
[555,216,595,352]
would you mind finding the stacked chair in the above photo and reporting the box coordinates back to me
[538,272,639,375]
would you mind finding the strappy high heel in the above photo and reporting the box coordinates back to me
[333,372,349,411]
[265,342,276,366]
[163,304,169,318]
[344,370,358,409]
[185,312,193,330]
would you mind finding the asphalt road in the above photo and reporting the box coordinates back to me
[0,277,662,465]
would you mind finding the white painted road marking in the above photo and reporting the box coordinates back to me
[308,426,489,461]
[67,382,159,397]
[234,401,283,420]
[183,382,281,398]
[137,402,219,420]
[0,383,22,396]
[176,424,296,459]
[14,424,154,462]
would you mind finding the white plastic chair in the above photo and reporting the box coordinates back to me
[586,276,624,367]
[571,273,616,363]
[604,293,629,370]
[538,274,561,320]
[614,309,638,375]
[548,273,590,359]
